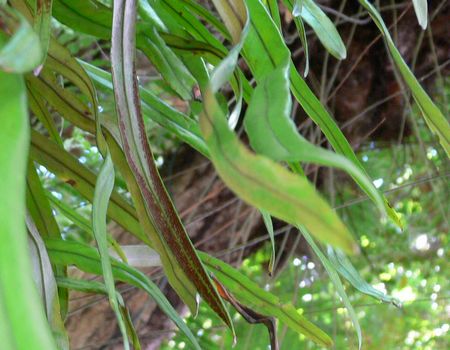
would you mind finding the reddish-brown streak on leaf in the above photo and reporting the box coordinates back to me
[110,0,232,330]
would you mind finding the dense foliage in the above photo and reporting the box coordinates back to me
[0,1,448,349]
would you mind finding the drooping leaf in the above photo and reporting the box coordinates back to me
[327,247,402,307]
[291,0,310,76]
[26,160,69,317]
[213,276,278,350]
[225,0,401,227]
[244,64,386,217]
[202,1,358,254]
[289,0,346,59]
[301,227,362,350]
[0,70,56,350]
[359,0,450,157]
[45,239,201,350]
[111,0,233,331]
[199,252,333,347]
[92,153,130,350]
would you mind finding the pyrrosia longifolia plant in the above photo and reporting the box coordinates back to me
[0,0,446,349]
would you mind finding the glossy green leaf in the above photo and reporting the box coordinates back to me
[199,252,333,347]
[412,0,428,30]
[301,227,362,350]
[178,0,231,39]
[111,0,233,331]
[224,0,402,227]
[359,0,450,157]
[137,26,196,100]
[46,239,201,350]
[0,70,56,350]
[52,0,111,39]
[0,5,43,73]
[290,0,346,59]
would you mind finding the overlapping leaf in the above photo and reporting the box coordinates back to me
[111,0,233,331]
[0,70,56,350]
[0,4,43,73]
[45,239,201,350]
[300,227,362,350]
[215,0,401,227]
[26,215,69,349]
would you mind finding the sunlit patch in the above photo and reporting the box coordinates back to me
[373,283,387,295]
[372,178,384,189]
[302,293,312,302]
[413,234,430,251]
[426,147,437,159]
[359,235,369,248]
[293,258,301,266]
[393,286,417,303]
[202,319,212,329]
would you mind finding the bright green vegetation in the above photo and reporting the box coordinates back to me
[0,1,448,349]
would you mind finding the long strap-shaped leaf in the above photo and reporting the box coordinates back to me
[300,227,362,349]
[0,70,56,350]
[110,0,233,330]
[204,0,357,254]
[29,130,145,241]
[327,247,401,307]
[359,0,449,157]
